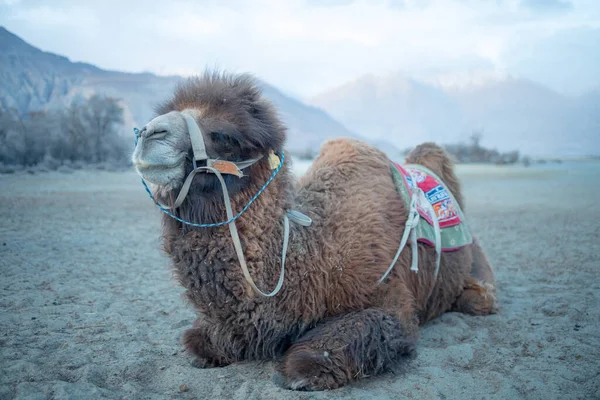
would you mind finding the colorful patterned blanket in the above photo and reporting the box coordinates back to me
[391,162,472,252]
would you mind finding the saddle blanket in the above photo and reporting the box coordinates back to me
[391,162,473,252]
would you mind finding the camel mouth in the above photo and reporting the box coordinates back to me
[133,159,184,172]
[133,155,187,187]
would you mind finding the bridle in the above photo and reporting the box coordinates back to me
[134,110,311,297]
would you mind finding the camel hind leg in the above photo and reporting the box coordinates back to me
[452,237,498,315]
[405,143,497,315]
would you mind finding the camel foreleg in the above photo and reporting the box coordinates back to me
[181,318,238,368]
[278,308,417,391]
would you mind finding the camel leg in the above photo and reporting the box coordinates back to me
[452,238,498,315]
[181,318,238,368]
[278,308,417,391]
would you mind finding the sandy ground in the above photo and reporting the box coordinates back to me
[1,161,599,400]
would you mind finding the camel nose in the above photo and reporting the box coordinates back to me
[140,124,168,139]
[140,110,187,140]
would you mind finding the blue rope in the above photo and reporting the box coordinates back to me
[133,127,284,228]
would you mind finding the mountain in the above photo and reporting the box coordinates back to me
[258,84,362,156]
[311,71,600,157]
[0,27,377,157]
[309,74,461,148]
[0,27,179,128]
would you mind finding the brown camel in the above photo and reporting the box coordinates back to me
[131,71,497,391]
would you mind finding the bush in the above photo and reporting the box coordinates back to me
[41,154,61,170]
[442,131,526,165]
[0,95,129,171]
[0,164,16,174]
[56,165,74,173]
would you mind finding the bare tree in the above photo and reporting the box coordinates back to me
[0,95,127,169]
[0,109,20,165]
[469,130,483,149]
[81,95,124,162]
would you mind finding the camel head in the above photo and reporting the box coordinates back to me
[132,72,286,199]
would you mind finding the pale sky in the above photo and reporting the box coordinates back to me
[1,0,599,98]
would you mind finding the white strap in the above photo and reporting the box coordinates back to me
[408,172,443,302]
[410,225,419,273]
[378,171,443,284]
[286,209,312,227]
[227,157,264,170]
[415,187,441,278]
[171,168,202,209]
[378,193,420,283]
[158,164,293,297]
[181,113,208,162]
[205,165,288,297]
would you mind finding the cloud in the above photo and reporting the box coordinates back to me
[520,0,573,14]
[0,0,598,97]
[305,0,357,7]
[504,26,600,94]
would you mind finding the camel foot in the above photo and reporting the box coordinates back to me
[182,327,232,368]
[190,356,227,369]
[453,280,498,315]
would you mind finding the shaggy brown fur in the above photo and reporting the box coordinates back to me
[148,71,497,391]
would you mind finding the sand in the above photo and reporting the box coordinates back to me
[1,161,599,400]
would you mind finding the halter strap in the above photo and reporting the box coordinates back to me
[181,112,208,162]
[203,165,289,297]
[154,111,263,210]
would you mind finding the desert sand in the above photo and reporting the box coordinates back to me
[1,160,599,399]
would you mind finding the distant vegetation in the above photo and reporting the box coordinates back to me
[400,131,530,166]
[0,95,129,172]
[0,98,561,174]
[442,132,526,165]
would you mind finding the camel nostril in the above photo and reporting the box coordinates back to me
[145,128,169,139]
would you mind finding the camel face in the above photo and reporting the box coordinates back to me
[133,74,287,196]
[132,110,191,189]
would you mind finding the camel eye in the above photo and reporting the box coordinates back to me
[210,132,238,147]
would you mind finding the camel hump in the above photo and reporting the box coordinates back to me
[404,142,465,210]
[317,138,390,168]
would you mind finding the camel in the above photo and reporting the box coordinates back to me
[131,71,497,391]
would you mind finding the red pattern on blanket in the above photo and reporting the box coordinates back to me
[392,162,462,229]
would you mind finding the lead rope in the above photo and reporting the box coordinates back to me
[200,165,289,297]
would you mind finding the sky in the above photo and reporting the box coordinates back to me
[1,0,599,98]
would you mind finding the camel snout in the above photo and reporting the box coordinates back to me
[141,111,188,141]
[139,123,169,140]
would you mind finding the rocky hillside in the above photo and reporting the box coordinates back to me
[0,27,380,157]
